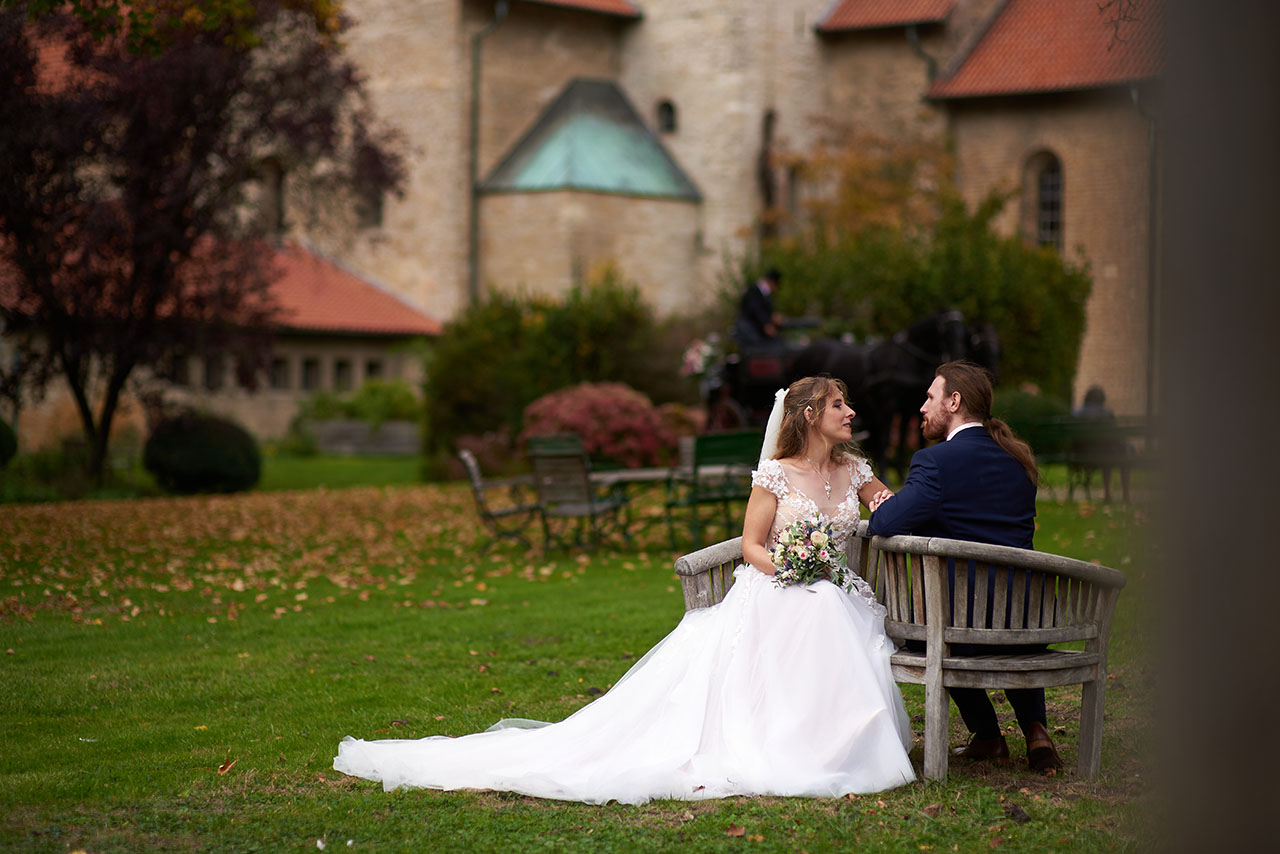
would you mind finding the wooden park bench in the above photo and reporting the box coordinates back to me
[673,522,1126,780]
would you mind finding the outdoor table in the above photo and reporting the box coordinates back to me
[591,464,754,541]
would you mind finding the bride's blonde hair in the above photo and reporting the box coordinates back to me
[772,376,859,464]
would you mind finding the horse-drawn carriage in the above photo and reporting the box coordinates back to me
[702,311,999,481]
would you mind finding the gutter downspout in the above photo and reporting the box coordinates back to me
[468,0,509,307]
[906,24,938,82]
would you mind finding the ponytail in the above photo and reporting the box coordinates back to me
[984,416,1039,485]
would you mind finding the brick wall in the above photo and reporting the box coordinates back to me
[946,89,1155,413]
[480,190,703,314]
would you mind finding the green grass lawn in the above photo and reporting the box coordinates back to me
[257,454,423,492]
[0,485,1152,852]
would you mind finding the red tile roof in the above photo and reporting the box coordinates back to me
[817,0,954,32]
[270,245,442,337]
[929,0,1162,99]
[520,0,643,18]
[1,242,441,337]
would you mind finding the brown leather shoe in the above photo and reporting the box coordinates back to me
[951,734,1010,762]
[1026,721,1063,772]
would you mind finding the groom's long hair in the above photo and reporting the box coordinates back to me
[936,360,1039,485]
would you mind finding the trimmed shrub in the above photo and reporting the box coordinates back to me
[299,379,420,431]
[423,267,694,459]
[992,388,1071,459]
[521,383,677,469]
[144,411,261,494]
[0,419,15,468]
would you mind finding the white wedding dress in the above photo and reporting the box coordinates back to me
[334,455,915,804]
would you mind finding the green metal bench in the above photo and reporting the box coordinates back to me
[664,429,759,549]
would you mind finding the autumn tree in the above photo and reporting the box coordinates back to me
[0,1,402,482]
[750,131,1091,401]
[0,0,344,55]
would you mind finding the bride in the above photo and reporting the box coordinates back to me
[334,376,916,803]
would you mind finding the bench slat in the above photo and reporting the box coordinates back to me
[992,565,1009,629]
[972,560,990,629]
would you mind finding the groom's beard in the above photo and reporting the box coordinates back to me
[921,416,948,443]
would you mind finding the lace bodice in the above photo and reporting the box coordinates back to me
[751,454,873,553]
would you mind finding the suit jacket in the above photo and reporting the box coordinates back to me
[733,283,774,345]
[868,427,1035,550]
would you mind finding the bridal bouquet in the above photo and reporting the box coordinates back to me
[770,517,849,590]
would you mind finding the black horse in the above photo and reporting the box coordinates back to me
[790,311,997,480]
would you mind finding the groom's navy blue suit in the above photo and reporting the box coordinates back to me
[868,426,1044,739]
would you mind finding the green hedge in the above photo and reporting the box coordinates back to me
[0,418,15,468]
[423,267,682,457]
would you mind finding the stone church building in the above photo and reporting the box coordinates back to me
[304,0,1160,415]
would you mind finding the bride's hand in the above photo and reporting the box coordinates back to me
[867,489,894,512]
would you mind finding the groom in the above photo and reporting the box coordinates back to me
[868,360,1063,772]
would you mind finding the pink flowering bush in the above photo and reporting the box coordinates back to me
[521,383,678,469]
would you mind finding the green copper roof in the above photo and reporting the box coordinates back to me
[482,79,701,201]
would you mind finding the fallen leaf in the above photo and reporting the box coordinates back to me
[216,758,237,775]
[924,803,941,817]
[1004,803,1031,824]
[726,824,745,838]
[194,725,208,731]
[747,834,764,842]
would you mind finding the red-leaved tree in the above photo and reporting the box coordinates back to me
[0,1,402,481]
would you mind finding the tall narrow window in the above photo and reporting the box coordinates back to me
[301,357,321,391]
[656,99,677,134]
[333,359,353,392]
[203,355,225,392]
[269,357,291,390]
[1022,151,1064,251]
[259,158,286,238]
[356,186,383,229]
[1036,157,1063,250]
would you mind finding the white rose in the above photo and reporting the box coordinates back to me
[810,530,829,548]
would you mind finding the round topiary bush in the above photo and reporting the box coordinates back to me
[144,412,261,494]
[0,418,16,469]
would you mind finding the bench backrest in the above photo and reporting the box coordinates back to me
[692,430,761,467]
[674,524,1126,649]
[458,448,485,494]
[528,446,594,508]
[852,526,1127,647]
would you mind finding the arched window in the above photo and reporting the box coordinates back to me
[656,99,677,134]
[258,158,286,238]
[1023,151,1063,251]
